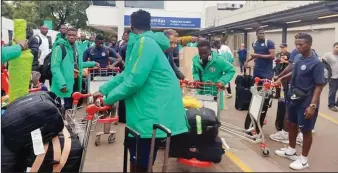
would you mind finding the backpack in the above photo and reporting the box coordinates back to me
[35,35,52,48]
[42,44,67,80]
[252,39,269,50]
[322,58,332,83]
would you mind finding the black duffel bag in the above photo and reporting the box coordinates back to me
[186,107,220,143]
[169,135,225,163]
[2,91,64,153]
[23,128,83,172]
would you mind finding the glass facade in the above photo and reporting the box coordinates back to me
[125,1,164,9]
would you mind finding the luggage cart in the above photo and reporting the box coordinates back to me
[178,80,229,168]
[79,104,113,172]
[219,77,280,156]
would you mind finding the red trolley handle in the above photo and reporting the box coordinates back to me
[86,104,112,120]
[72,92,92,105]
[87,67,120,72]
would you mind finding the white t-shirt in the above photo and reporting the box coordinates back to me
[322,52,338,79]
[219,45,233,57]
[37,33,51,65]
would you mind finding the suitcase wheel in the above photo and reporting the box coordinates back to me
[108,134,116,144]
[95,135,101,146]
[262,147,270,156]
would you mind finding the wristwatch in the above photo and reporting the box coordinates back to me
[309,104,317,109]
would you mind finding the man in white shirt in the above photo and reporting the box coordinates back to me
[322,42,338,112]
[36,25,51,84]
[218,40,233,57]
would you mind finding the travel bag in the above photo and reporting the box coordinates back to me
[275,98,286,131]
[235,67,254,110]
[24,128,83,172]
[1,91,64,153]
[1,135,21,173]
[185,107,220,142]
[169,136,224,163]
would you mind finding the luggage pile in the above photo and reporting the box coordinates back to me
[1,91,83,172]
[170,107,225,163]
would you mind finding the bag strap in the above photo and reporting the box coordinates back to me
[52,137,62,168]
[59,44,67,60]
[53,127,72,172]
[30,143,50,172]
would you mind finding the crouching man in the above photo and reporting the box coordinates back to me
[192,40,235,95]
[275,33,325,170]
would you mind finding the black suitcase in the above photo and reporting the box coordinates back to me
[169,136,224,163]
[235,86,252,110]
[275,98,286,131]
[186,108,220,141]
[24,132,83,172]
[235,67,254,89]
[2,91,64,153]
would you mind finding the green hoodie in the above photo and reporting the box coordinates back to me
[192,51,235,95]
[99,31,189,138]
[1,45,22,64]
[76,40,91,60]
[51,39,96,98]
[54,33,66,44]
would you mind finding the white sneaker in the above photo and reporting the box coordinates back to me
[282,133,303,146]
[312,129,315,133]
[290,158,309,170]
[275,147,298,161]
[269,130,288,143]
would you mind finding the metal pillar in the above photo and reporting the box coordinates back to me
[243,31,248,49]
[282,25,287,44]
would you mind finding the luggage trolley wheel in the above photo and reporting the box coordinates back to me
[108,134,116,144]
[95,135,101,146]
[177,158,212,168]
[260,143,269,156]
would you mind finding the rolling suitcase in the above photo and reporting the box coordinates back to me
[2,91,64,153]
[24,128,83,172]
[235,67,254,110]
[1,135,24,173]
[275,98,286,131]
[186,108,220,142]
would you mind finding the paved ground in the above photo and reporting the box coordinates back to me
[75,68,338,172]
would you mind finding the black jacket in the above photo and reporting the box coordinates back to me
[28,36,40,71]
[165,51,185,80]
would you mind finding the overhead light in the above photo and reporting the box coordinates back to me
[286,20,301,24]
[260,25,268,28]
[318,14,338,19]
[222,31,227,33]
[245,28,252,30]
[208,34,211,35]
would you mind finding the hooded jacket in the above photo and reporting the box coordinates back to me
[76,40,91,60]
[99,31,189,138]
[192,51,235,95]
[51,39,96,98]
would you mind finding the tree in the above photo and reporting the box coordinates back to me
[1,1,14,19]
[4,1,90,30]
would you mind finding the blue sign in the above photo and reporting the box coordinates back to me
[124,15,201,29]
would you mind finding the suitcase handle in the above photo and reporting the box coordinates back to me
[123,126,141,173]
[244,67,251,75]
[148,124,172,172]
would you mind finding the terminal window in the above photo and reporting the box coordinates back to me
[125,1,164,9]
[91,0,116,7]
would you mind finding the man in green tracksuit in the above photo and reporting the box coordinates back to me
[76,33,91,60]
[192,40,236,96]
[1,40,28,64]
[51,28,97,109]
[94,10,189,172]
[187,35,199,47]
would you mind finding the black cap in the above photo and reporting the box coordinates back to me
[279,43,287,47]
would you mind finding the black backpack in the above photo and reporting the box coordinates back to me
[42,44,67,80]
[322,58,332,83]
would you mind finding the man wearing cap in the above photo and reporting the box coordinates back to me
[275,43,291,76]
